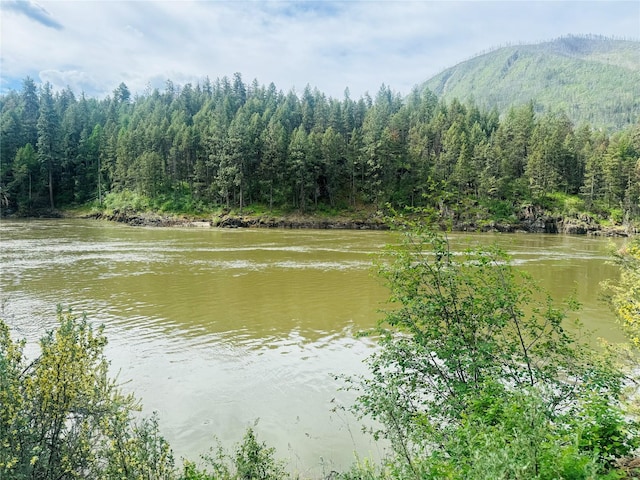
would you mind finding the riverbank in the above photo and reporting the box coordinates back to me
[76,205,637,236]
[81,208,391,230]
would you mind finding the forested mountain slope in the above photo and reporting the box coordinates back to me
[423,36,640,131]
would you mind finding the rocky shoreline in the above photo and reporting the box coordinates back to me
[454,205,636,237]
[81,206,637,237]
[83,209,391,230]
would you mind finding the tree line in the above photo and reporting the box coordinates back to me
[1,74,639,219]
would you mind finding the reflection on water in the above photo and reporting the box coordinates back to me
[0,219,627,475]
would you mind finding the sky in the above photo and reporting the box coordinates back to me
[1,0,639,100]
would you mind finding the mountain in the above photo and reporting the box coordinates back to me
[422,35,640,131]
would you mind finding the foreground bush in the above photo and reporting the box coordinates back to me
[0,310,286,480]
[0,309,175,479]
[182,428,288,480]
[604,237,640,348]
[342,219,638,479]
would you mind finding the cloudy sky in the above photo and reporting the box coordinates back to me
[1,0,638,99]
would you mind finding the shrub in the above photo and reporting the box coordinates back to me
[604,238,640,348]
[1,310,292,480]
[344,217,631,478]
[0,309,175,479]
[102,190,151,212]
[180,428,288,480]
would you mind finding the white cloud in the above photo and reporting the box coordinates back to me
[38,69,100,94]
[1,1,638,99]
[125,25,144,38]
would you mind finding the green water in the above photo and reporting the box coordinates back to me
[0,219,627,475]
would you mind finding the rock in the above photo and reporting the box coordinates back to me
[517,205,559,233]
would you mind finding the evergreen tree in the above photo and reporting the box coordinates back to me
[259,119,288,210]
[20,77,39,148]
[9,144,38,212]
[320,126,346,207]
[346,127,364,207]
[526,113,563,196]
[288,126,311,210]
[36,83,60,209]
[0,99,23,202]
[492,103,535,190]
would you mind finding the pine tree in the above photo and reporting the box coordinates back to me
[36,83,60,209]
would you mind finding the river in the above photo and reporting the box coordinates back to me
[0,219,628,476]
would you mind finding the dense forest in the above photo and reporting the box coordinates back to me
[1,74,639,224]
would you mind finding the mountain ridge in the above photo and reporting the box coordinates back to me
[422,35,640,130]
